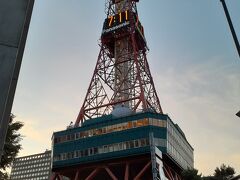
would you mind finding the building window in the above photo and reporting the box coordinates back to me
[54,137,151,162]
[54,118,167,145]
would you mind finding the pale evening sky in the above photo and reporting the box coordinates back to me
[12,0,240,176]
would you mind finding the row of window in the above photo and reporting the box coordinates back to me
[168,131,193,163]
[54,118,167,144]
[167,121,193,161]
[167,122,193,155]
[15,157,51,165]
[54,137,165,162]
[16,152,51,162]
[167,121,194,169]
[11,167,50,174]
[11,175,49,180]
[12,162,51,171]
[11,172,50,179]
[11,171,49,177]
[167,141,192,169]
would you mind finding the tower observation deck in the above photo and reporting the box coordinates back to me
[51,0,194,179]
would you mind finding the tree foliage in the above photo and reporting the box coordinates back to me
[196,164,236,180]
[182,168,202,180]
[0,171,8,180]
[0,114,23,178]
[202,176,215,180]
[213,164,235,180]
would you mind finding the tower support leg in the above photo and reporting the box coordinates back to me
[51,173,63,180]
[74,170,80,180]
[124,163,129,180]
[105,167,118,180]
[85,168,100,180]
[133,161,151,180]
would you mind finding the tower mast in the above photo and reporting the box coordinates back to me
[75,0,162,126]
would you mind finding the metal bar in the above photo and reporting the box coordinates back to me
[124,163,129,180]
[130,26,148,111]
[51,173,63,180]
[50,173,58,180]
[75,46,105,126]
[163,166,174,180]
[168,166,175,180]
[105,167,118,180]
[58,174,63,180]
[176,174,182,180]
[220,0,240,58]
[143,53,163,113]
[84,97,139,112]
[86,168,100,180]
[133,161,151,180]
[74,170,80,180]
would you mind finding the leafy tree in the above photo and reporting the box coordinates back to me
[0,114,23,178]
[182,168,202,180]
[181,164,237,180]
[0,171,8,179]
[202,176,216,180]
[213,164,235,180]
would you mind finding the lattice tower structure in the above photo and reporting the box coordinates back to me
[75,0,162,126]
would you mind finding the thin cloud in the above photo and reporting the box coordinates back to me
[153,56,240,174]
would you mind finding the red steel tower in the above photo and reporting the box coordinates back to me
[75,0,162,126]
[51,0,194,179]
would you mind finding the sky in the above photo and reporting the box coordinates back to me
[12,0,240,176]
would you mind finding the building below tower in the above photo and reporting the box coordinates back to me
[52,112,194,179]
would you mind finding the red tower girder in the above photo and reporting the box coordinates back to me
[75,0,162,126]
[51,155,182,180]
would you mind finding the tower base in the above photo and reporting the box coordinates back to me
[51,153,182,180]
